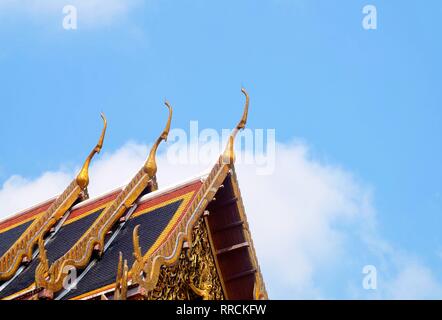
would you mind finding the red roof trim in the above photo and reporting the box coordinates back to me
[0,180,203,234]
[135,181,202,213]
[0,200,54,232]
[66,190,121,221]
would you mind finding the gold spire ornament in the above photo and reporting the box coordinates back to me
[76,113,107,189]
[223,88,249,166]
[144,101,172,179]
[132,225,143,264]
[0,115,107,282]
[35,102,173,295]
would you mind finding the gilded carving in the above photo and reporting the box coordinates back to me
[139,218,224,300]
[114,252,128,300]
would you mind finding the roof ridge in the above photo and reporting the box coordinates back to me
[0,170,210,228]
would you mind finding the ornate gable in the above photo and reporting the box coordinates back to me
[0,89,267,301]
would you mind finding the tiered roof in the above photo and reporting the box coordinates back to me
[0,89,267,300]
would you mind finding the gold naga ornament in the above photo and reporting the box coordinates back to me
[129,88,249,297]
[223,88,249,166]
[0,114,107,282]
[35,102,173,295]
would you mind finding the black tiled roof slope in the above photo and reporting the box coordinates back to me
[61,199,182,300]
[0,220,34,257]
[0,209,103,299]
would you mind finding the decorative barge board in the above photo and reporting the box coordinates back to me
[0,199,54,259]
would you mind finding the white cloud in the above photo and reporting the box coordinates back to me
[0,140,441,299]
[0,0,142,28]
[385,260,442,299]
[437,249,442,260]
[236,143,377,298]
[0,171,71,217]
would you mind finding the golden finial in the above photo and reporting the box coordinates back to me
[223,88,249,165]
[37,237,49,276]
[76,113,107,189]
[132,224,143,263]
[144,101,173,177]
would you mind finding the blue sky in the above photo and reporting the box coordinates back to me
[0,0,441,299]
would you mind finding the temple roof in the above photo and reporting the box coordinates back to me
[0,89,267,300]
[0,168,266,300]
[0,177,203,300]
[0,190,120,299]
